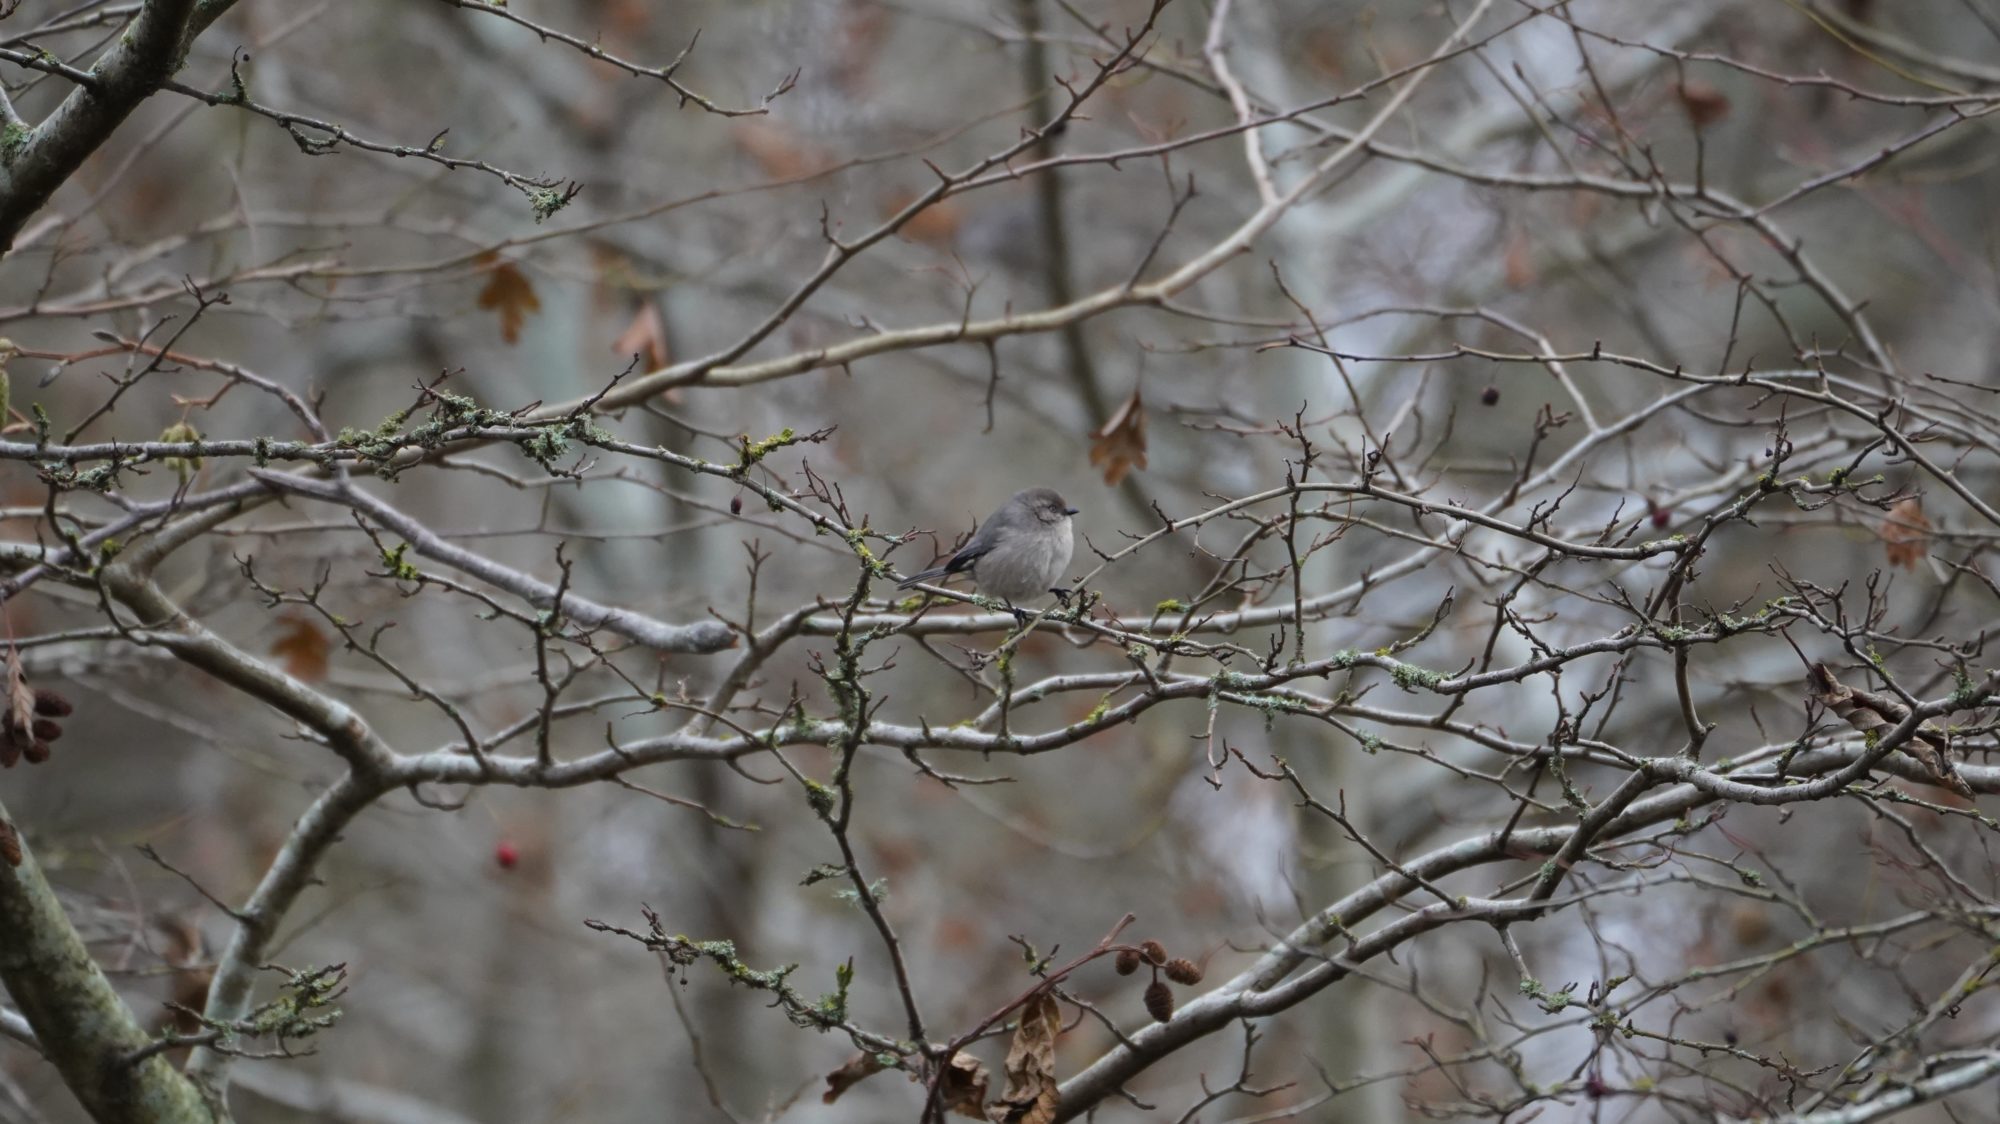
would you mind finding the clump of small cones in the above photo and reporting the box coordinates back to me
[1,647,71,768]
[1112,937,1205,1023]
[0,651,73,868]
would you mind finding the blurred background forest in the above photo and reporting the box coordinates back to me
[4,0,2000,1121]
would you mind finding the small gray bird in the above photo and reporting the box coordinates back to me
[898,488,1078,605]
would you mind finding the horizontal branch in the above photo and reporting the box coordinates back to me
[247,471,737,655]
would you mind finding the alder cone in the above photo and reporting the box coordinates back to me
[1163,958,1203,985]
[0,683,70,767]
[1143,980,1174,1023]
[1139,939,1167,966]
[1113,948,1141,975]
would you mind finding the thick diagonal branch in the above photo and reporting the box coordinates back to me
[0,795,219,1123]
[0,0,200,253]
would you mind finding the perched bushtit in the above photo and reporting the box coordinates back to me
[898,488,1078,604]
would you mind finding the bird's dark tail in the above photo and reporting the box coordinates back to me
[897,566,953,589]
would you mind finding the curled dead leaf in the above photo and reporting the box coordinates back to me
[988,991,1060,1124]
[941,1051,991,1120]
[822,1051,886,1105]
[1880,497,1929,570]
[1808,662,1970,797]
[4,644,32,743]
[1089,388,1146,487]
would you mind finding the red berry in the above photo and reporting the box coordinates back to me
[1480,385,1500,406]
[1651,507,1671,528]
[495,841,519,869]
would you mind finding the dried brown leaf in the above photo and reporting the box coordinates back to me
[1676,81,1731,129]
[822,1051,886,1105]
[884,188,962,247]
[1808,662,1971,797]
[940,1051,990,1119]
[988,991,1060,1124]
[4,644,32,741]
[271,614,332,682]
[735,121,831,181]
[613,301,671,372]
[1502,230,1536,289]
[832,0,891,91]
[1301,27,1346,81]
[600,0,653,42]
[1089,388,1146,487]
[1881,497,1930,570]
[477,257,542,346]
[167,963,216,1034]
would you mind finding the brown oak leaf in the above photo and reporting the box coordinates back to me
[1880,497,1929,570]
[476,255,542,345]
[1089,388,1146,487]
[271,615,332,682]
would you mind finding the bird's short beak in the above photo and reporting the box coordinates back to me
[1063,507,1079,516]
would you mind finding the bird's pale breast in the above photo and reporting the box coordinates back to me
[977,519,1072,601]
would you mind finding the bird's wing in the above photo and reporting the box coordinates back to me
[941,521,1000,572]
